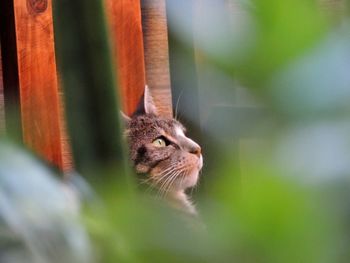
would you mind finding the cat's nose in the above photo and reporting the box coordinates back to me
[190,145,202,157]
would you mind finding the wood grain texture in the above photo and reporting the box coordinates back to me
[57,77,73,173]
[141,0,173,117]
[105,0,146,116]
[13,0,64,169]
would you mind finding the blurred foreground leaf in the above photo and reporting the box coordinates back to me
[53,0,128,177]
[0,140,91,263]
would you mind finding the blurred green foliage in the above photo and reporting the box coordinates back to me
[53,0,128,176]
[2,0,350,263]
[241,0,328,83]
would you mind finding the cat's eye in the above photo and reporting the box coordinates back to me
[152,138,167,147]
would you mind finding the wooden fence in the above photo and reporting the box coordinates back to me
[0,0,173,171]
[0,0,339,178]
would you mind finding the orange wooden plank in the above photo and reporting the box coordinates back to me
[105,0,146,116]
[12,0,64,169]
[141,0,173,117]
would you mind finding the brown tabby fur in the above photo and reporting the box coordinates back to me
[123,86,203,215]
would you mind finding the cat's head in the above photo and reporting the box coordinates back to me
[123,86,203,194]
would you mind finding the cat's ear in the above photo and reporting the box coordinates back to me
[120,111,131,125]
[144,85,158,115]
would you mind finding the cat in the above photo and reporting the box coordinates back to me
[122,86,203,215]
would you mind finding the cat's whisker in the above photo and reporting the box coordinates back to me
[144,168,178,195]
[174,89,184,121]
[157,165,176,175]
[144,175,172,194]
[141,172,166,186]
[158,164,189,176]
[166,170,187,195]
[158,170,183,198]
[140,176,154,184]
[157,171,178,197]
[148,161,190,182]
[153,168,176,184]
[142,178,160,194]
[151,164,187,187]
[153,166,189,198]
[161,169,187,197]
[153,165,180,179]
[140,165,174,184]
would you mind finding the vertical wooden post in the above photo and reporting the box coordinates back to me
[11,0,65,169]
[141,0,173,117]
[105,0,146,116]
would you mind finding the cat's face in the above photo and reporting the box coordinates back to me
[124,87,203,194]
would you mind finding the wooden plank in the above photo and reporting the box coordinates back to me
[12,0,64,169]
[141,0,173,117]
[58,80,74,173]
[105,0,146,116]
